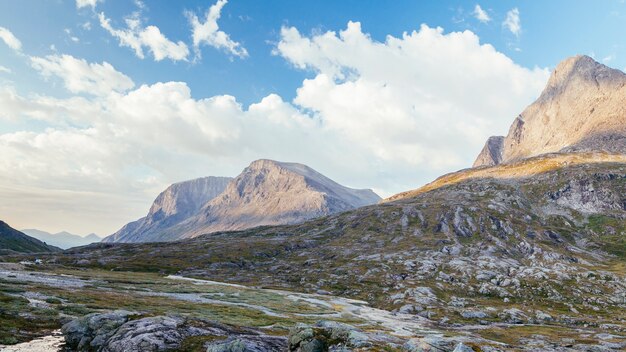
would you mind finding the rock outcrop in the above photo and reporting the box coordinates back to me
[62,311,287,351]
[106,160,380,242]
[103,176,231,243]
[472,136,504,167]
[474,55,626,167]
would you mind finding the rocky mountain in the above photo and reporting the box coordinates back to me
[21,229,101,249]
[177,159,381,239]
[103,176,232,243]
[108,159,381,242]
[0,221,60,253]
[54,152,626,350]
[474,55,626,167]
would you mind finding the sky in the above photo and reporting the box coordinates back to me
[1,0,625,236]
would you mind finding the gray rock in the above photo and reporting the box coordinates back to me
[62,310,135,351]
[288,321,371,351]
[461,310,488,319]
[103,316,192,352]
[206,336,286,352]
[403,336,457,351]
[453,343,474,352]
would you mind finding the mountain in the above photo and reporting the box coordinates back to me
[103,176,233,243]
[21,229,102,249]
[474,55,626,167]
[56,152,626,350]
[0,221,60,253]
[106,160,381,243]
[177,159,381,239]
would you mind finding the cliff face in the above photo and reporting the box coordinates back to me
[474,55,626,167]
[103,176,232,243]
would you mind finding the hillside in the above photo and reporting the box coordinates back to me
[0,221,60,253]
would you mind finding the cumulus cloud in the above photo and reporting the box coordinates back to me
[76,0,101,9]
[1,23,549,234]
[0,26,22,51]
[30,54,135,96]
[503,8,521,36]
[473,5,491,23]
[0,65,10,74]
[187,0,248,59]
[276,22,548,168]
[99,12,189,61]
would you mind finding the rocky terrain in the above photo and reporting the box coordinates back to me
[1,55,626,351]
[474,55,626,167]
[5,151,622,350]
[104,176,232,243]
[21,229,101,250]
[107,160,380,242]
[0,221,60,254]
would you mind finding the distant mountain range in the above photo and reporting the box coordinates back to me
[21,229,101,249]
[0,221,60,253]
[104,160,381,243]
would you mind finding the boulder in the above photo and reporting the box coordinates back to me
[206,336,286,352]
[288,321,371,351]
[62,310,135,351]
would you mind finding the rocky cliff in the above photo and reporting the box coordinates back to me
[103,176,232,243]
[474,55,626,167]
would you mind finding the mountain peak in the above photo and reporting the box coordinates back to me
[473,55,626,167]
[540,55,626,102]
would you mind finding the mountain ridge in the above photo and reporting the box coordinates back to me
[21,229,101,250]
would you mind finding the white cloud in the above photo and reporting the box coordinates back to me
[0,65,10,74]
[503,8,521,36]
[76,0,101,9]
[276,22,547,168]
[0,26,22,51]
[602,54,615,63]
[99,12,189,61]
[30,54,135,96]
[187,0,248,59]
[0,23,549,235]
[473,5,491,23]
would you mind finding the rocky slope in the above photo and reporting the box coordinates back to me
[103,176,232,243]
[0,221,60,253]
[21,229,101,249]
[474,55,626,167]
[46,152,626,350]
[107,160,380,242]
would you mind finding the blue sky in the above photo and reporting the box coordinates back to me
[0,0,625,235]
[3,1,625,105]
